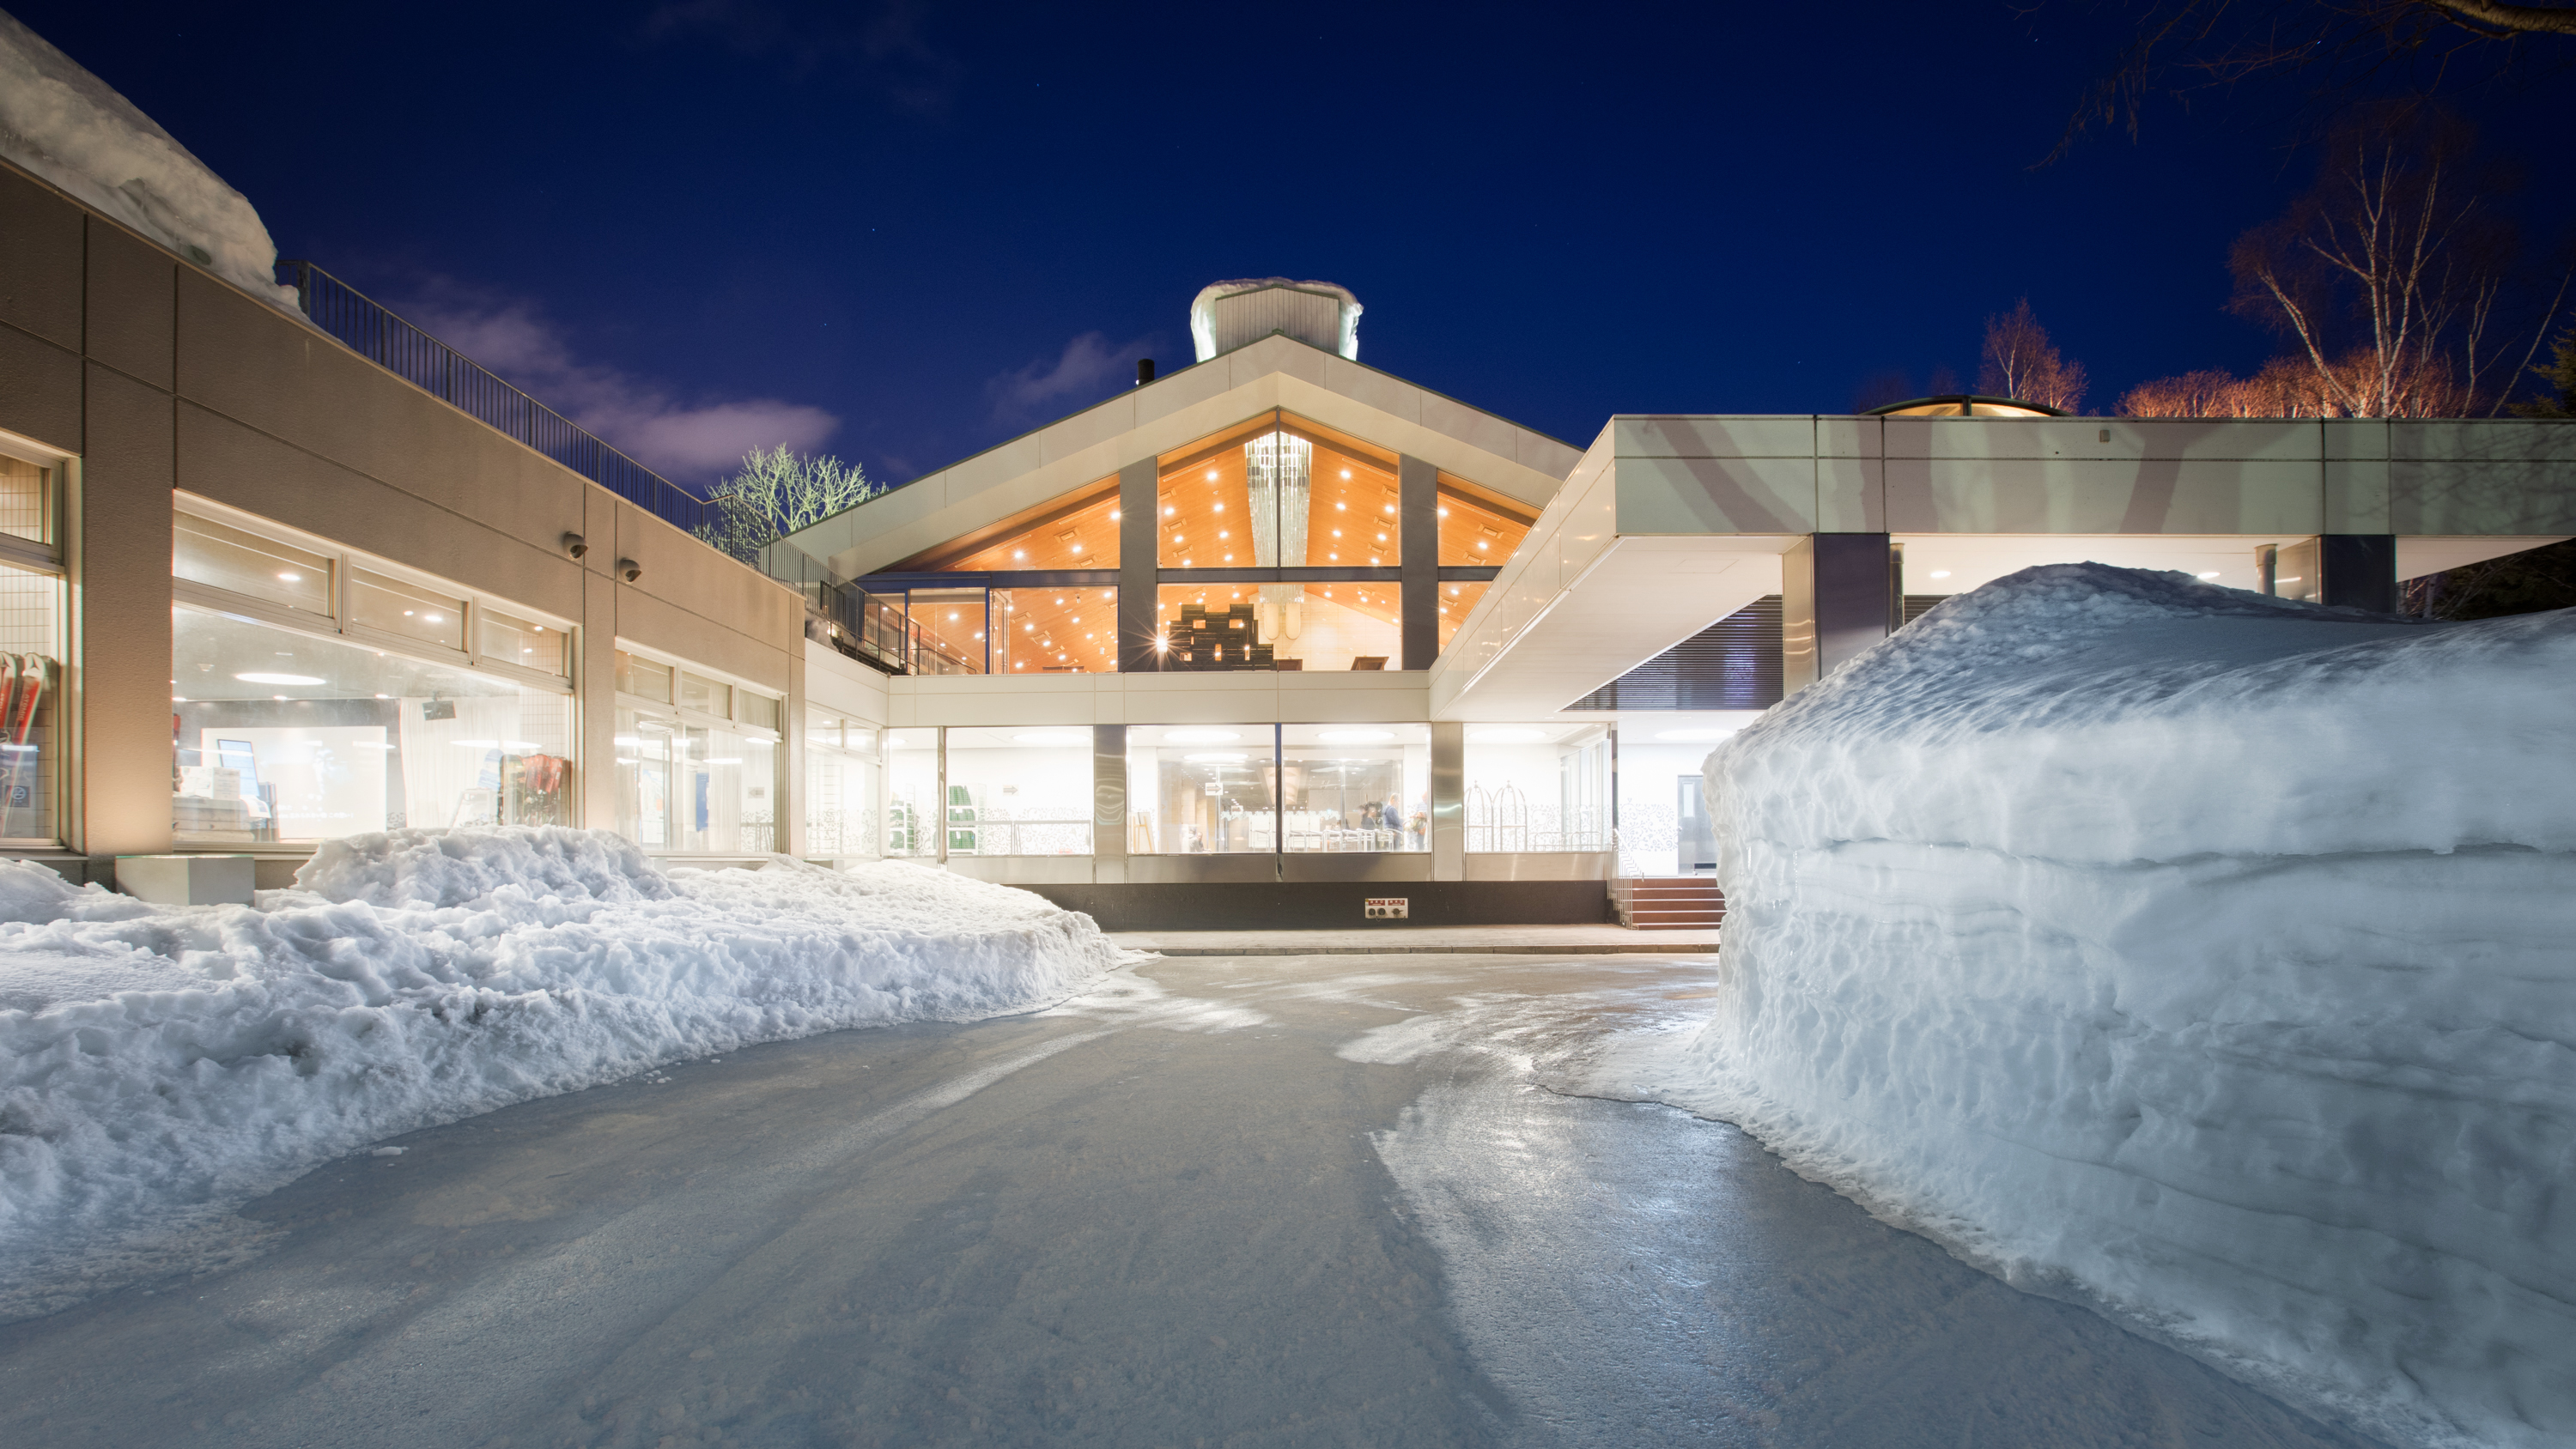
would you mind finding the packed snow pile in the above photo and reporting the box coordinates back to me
[0,8,301,312]
[1602,564,2576,1449]
[0,828,1127,1313]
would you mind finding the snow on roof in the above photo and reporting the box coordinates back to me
[0,9,301,312]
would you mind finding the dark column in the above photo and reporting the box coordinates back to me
[1399,454,1438,670]
[2320,534,2397,613]
[1781,532,1898,693]
[1116,458,1158,671]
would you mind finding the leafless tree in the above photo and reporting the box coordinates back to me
[2046,0,2576,165]
[1978,300,2091,411]
[2222,106,2567,416]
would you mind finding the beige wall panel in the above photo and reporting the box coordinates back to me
[1614,455,1818,535]
[76,364,177,857]
[0,324,81,452]
[83,224,176,391]
[804,642,891,725]
[176,403,586,621]
[611,583,790,693]
[0,165,83,350]
[1274,673,1431,723]
[1614,416,1814,458]
[2392,420,2576,463]
[177,277,592,549]
[578,567,620,833]
[1817,456,1886,532]
[2389,461,2576,534]
[1322,357,1429,427]
[613,502,799,653]
[1818,415,1882,458]
[1116,674,1281,724]
[1891,459,2323,535]
[902,673,1102,727]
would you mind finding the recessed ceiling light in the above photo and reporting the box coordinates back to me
[1013,731,1089,746]
[2197,571,2221,579]
[1928,569,1951,579]
[1469,728,1548,743]
[1163,728,1240,744]
[234,672,323,686]
[1317,730,1392,743]
[1184,752,1248,763]
[1656,727,1737,743]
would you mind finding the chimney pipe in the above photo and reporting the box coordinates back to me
[1135,358,1156,386]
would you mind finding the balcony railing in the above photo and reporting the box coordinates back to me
[276,261,709,536]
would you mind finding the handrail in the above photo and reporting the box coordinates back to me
[276,261,709,536]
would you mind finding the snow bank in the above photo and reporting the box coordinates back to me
[0,828,1126,1311]
[0,8,301,312]
[1604,564,2576,1449]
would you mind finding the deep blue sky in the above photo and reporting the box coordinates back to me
[22,1,2571,491]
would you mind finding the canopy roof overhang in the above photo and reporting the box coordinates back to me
[1431,415,2576,722]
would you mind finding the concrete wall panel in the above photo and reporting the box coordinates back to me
[82,224,175,391]
[0,323,81,451]
[1615,416,1814,458]
[0,167,83,350]
[76,364,176,857]
[2391,420,2576,463]
[2389,461,2576,534]
[1899,459,2323,535]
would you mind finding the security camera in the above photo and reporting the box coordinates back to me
[562,532,588,559]
[618,558,642,584]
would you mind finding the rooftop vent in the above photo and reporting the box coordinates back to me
[1190,279,1362,363]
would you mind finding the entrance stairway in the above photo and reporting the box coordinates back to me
[1613,876,1726,931]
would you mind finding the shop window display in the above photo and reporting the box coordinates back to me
[1462,724,1612,852]
[1124,725,1277,853]
[1279,724,1429,852]
[804,712,880,860]
[942,728,1092,855]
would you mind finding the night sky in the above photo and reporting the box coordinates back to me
[19,1,2570,493]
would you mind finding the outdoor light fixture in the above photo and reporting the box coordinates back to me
[1929,570,1952,579]
[234,672,322,686]
[618,558,642,583]
[562,532,588,559]
[277,572,300,582]
[2198,571,2222,579]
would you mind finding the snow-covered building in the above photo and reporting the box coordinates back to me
[1,50,2571,923]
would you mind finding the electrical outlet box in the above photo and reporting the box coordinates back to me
[1364,897,1408,919]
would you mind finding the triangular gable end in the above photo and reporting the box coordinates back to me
[784,332,1582,582]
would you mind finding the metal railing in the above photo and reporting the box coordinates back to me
[276,261,709,536]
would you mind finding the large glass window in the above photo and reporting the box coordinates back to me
[805,713,880,861]
[1281,724,1429,852]
[1437,475,1536,567]
[995,585,1116,674]
[174,607,574,844]
[0,452,51,547]
[612,648,783,855]
[885,728,938,857]
[943,728,1092,855]
[1158,413,1399,569]
[1156,582,1399,672]
[1464,724,1612,852]
[174,512,332,619]
[905,589,987,676]
[919,476,1119,571]
[0,556,61,845]
[1125,725,1277,854]
[1614,724,1747,876]
[1437,580,1488,651]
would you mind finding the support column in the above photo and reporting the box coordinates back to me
[1780,533,1898,694]
[1091,724,1127,883]
[1429,721,1463,880]
[1400,455,1437,670]
[70,365,174,860]
[1115,458,1158,672]
[2320,534,2397,613]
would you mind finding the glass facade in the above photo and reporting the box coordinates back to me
[884,728,938,856]
[1156,582,1399,671]
[804,712,880,861]
[1437,476,1535,566]
[1158,413,1400,569]
[1280,723,1429,852]
[174,607,573,843]
[927,476,1119,571]
[999,586,1117,674]
[1437,580,1487,651]
[612,648,782,855]
[943,728,1092,855]
[1463,724,1612,852]
[1125,725,1277,854]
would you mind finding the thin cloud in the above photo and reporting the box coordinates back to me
[987,330,1157,428]
[392,282,838,487]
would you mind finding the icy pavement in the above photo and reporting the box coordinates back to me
[0,951,2386,1448]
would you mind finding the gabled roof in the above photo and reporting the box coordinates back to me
[781,333,1583,581]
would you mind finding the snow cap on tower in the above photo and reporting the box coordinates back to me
[1190,279,1362,363]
